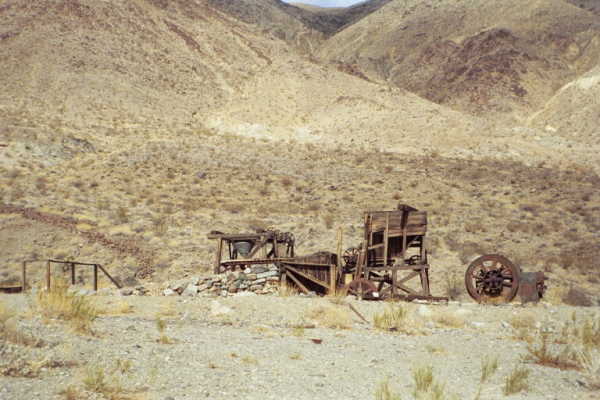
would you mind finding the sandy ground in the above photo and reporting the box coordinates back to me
[1,293,598,400]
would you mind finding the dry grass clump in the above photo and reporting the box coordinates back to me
[412,365,448,400]
[502,365,530,395]
[374,304,413,333]
[480,356,499,384]
[83,365,133,399]
[35,281,98,334]
[444,275,462,300]
[375,377,402,400]
[562,287,593,307]
[523,335,582,371]
[305,305,352,329]
[278,282,299,297]
[433,312,465,329]
[0,302,41,347]
[509,314,536,330]
[581,317,600,350]
[156,318,174,344]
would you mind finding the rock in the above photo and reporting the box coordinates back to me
[210,300,232,316]
[120,288,134,296]
[168,279,189,294]
[163,289,178,297]
[233,291,257,297]
[182,285,199,297]
[252,266,268,274]
[245,274,257,281]
[470,321,486,329]
[257,270,278,279]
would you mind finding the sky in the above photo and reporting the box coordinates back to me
[282,0,365,8]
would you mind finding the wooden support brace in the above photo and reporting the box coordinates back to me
[286,269,309,294]
[93,265,98,291]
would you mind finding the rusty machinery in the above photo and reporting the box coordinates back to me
[207,229,295,274]
[208,204,547,303]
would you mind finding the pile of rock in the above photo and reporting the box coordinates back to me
[162,265,281,297]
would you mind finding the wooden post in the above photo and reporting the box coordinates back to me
[329,264,336,296]
[392,266,397,298]
[214,239,223,274]
[21,261,27,292]
[70,263,76,285]
[93,264,98,291]
[46,260,51,291]
[383,213,389,267]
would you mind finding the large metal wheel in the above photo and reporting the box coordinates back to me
[342,247,359,270]
[346,278,377,300]
[465,254,520,303]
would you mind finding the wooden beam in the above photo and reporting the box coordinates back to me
[285,268,309,294]
[284,265,330,290]
[214,239,223,274]
[97,264,122,289]
[70,263,76,285]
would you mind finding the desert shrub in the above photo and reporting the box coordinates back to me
[523,335,582,370]
[374,305,413,333]
[503,366,530,395]
[444,275,462,300]
[480,356,498,383]
[562,287,593,307]
[36,280,98,334]
[412,365,447,400]
[375,377,402,400]
[305,305,351,329]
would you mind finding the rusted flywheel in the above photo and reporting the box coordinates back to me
[346,278,377,300]
[465,254,520,303]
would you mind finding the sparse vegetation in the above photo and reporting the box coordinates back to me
[524,335,583,370]
[374,304,408,333]
[35,280,98,334]
[305,305,351,329]
[480,356,498,384]
[503,366,530,396]
[156,317,174,344]
[375,377,402,400]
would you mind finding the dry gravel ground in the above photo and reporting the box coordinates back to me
[1,293,599,400]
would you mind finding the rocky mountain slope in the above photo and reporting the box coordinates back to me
[318,0,600,118]
[0,0,599,300]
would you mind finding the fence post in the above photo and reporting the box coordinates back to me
[21,261,27,292]
[46,260,51,291]
[93,265,98,291]
[70,263,76,285]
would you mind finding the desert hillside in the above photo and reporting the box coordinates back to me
[318,0,600,119]
[0,0,599,301]
[1,1,599,399]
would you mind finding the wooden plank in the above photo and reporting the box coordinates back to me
[97,264,122,289]
[247,237,267,259]
[214,239,223,274]
[284,265,330,290]
[383,212,389,266]
[281,261,332,268]
[285,268,309,294]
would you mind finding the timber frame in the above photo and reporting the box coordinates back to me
[355,204,432,299]
[207,230,295,274]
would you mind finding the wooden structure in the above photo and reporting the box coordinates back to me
[280,252,340,295]
[208,230,295,274]
[343,204,437,300]
[16,259,121,292]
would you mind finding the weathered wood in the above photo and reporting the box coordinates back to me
[214,239,223,274]
[97,264,122,289]
[93,265,98,292]
[21,261,26,292]
[285,268,309,294]
[284,265,330,290]
[46,260,51,291]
